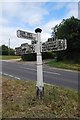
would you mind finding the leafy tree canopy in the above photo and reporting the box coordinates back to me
[0,45,15,55]
[53,17,80,62]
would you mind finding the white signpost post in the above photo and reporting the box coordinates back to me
[17,28,67,99]
[35,28,44,99]
[17,29,44,99]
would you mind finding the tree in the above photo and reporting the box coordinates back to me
[0,45,15,55]
[1,45,8,55]
[53,17,80,62]
[9,48,15,55]
[0,46,2,55]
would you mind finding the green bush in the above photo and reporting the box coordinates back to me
[21,53,36,61]
[0,45,15,55]
[42,52,54,60]
[21,52,54,61]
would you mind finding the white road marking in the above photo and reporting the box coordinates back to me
[44,71,60,75]
[2,73,21,80]
[3,73,9,76]
[8,75,14,78]
[14,77,20,80]
[20,67,60,75]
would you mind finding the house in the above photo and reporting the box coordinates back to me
[15,47,22,55]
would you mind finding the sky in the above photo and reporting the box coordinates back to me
[0,0,79,49]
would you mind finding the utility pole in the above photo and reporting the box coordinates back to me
[8,38,10,55]
[35,28,44,99]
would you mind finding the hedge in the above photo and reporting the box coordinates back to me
[21,52,54,61]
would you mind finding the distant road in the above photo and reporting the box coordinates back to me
[0,60,79,90]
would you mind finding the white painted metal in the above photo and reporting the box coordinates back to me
[56,39,67,51]
[36,32,44,90]
[17,30,37,40]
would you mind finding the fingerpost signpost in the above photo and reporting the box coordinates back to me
[35,28,44,99]
[17,28,67,99]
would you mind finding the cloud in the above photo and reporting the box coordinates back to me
[65,2,78,18]
[2,0,79,2]
[1,2,49,26]
[40,19,62,42]
[42,19,61,32]
[0,19,61,48]
[52,2,66,11]
[19,3,49,25]
[1,26,32,48]
[0,1,79,49]
[0,18,9,27]
[2,2,20,17]
[51,2,78,19]
[0,2,49,48]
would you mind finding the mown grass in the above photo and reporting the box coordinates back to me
[2,76,80,118]
[47,60,80,71]
[0,55,21,60]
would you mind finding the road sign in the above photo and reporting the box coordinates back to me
[42,38,67,52]
[17,30,37,40]
[56,39,67,51]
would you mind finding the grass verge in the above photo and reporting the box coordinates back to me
[0,55,21,60]
[46,60,80,71]
[2,76,80,118]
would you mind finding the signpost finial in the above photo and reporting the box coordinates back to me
[35,28,42,33]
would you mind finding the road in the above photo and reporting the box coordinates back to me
[0,60,79,90]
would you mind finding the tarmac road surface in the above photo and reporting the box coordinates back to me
[0,60,79,90]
